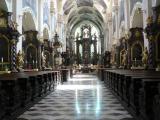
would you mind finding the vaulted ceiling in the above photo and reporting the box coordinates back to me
[63,0,108,34]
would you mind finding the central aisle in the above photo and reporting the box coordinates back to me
[17,74,134,120]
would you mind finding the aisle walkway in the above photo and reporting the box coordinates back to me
[17,74,134,120]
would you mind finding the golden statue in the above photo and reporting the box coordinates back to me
[147,16,153,25]
[16,50,24,69]
[121,50,127,66]
[142,47,148,66]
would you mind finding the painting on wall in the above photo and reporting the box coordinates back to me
[43,0,49,26]
[23,0,37,16]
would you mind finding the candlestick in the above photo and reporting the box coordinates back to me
[1,57,3,63]
[134,58,137,67]
[36,60,37,68]
[1,57,3,71]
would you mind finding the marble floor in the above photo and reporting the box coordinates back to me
[17,73,135,120]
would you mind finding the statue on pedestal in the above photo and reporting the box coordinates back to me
[142,47,148,68]
[121,50,127,67]
[42,52,46,69]
[16,50,24,70]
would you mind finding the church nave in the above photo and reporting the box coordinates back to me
[17,74,134,120]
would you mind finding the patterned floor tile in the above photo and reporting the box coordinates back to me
[17,74,135,120]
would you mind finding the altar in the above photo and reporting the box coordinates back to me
[75,24,98,65]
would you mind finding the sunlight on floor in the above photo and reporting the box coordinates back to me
[57,84,101,90]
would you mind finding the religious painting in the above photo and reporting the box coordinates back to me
[23,0,37,16]
[26,45,37,67]
[131,43,142,61]
[0,38,9,62]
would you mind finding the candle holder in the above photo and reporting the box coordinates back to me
[1,57,3,71]
[134,58,137,67]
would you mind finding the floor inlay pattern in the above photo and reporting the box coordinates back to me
[17,74,135,120]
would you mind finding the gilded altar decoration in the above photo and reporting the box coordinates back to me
[135,31,141,37]
[16,50,24,69]
[0,18,7,28]
[147,16,153,25]
[142,47,148,68]
[121,50,127,67]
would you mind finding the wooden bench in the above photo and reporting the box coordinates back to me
[0,70,62,119]
[104,69,160,120]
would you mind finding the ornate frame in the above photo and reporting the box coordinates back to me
[25,43,37,62]
[131,41,143,61]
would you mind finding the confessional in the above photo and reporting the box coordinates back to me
[0,9,19,71]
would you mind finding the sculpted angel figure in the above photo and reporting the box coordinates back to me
[16,50,24,69]
[142,47,148,66]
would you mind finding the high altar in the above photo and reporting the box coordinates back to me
[75,24,98,65]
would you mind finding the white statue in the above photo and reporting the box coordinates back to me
[16,50,24,69]
[42,52,46,68]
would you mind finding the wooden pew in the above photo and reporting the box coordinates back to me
[153,93,160,120]
[0,80,6,119]
[139,79,160,120]
[0,70,62,118]
[104,69,160,120]
[0,73,29,115]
